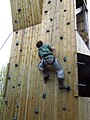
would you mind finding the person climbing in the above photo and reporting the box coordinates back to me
[36,40,71,91]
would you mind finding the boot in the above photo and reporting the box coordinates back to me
[65,85,71,91]
[43,70,50,83]
[59,78,66,89]
[59,78,71,91]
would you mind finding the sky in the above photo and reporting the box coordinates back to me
[0,0,90,68]
[0,0,13,68]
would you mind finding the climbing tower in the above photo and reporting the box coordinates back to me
[1,0,90,120]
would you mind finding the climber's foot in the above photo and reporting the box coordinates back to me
[44,75,50,83]
[59,85,71,91]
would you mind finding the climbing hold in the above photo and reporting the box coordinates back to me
[15,64,18,67]
[44,10,48,13]
[16,42,19,46]
[64,9,66,12]
[18,83,21,86]
[42,92,46,99]
[18,8,21,13]
[5,100,8,104]
[20,49,22,52]
[68,71,71,74]
[62,106,66,110]
[48,1,51,4]
[15,20,17,23]
[63,57,67,62]
[16,31,18,34]
[12,86,15,89]
[8,76,11,80]
[35,107,39,114]
[67,22,70,25]
[46,30,50,33]
[3,95,5,98]
[17,105,19,108]
[60,36,63,40]
[50,18,53,21]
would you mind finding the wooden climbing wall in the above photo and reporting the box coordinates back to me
[10,0,43,31]
[1,0,78,120]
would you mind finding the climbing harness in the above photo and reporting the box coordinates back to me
[42,57,55,66]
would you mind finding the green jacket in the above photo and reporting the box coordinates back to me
[38,44,54,59]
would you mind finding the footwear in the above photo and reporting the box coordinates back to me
[59,85,71,91]
[59,78,71,91]
[58,78,65,87]
[65,85,71,91]
[43,70,50,83]
[44,75,50,83]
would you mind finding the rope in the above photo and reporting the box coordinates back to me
[0,32,12,50]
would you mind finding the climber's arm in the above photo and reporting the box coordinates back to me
[48,45,55,51]
[38,53,42,59]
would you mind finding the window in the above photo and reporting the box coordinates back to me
[77,53,90,97]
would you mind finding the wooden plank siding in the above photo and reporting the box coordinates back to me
[78,97,90,120]
[1,0,79,120]
[10,0,43,31]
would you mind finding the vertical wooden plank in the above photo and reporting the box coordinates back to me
[78,97,90,120]
[10,0,43,31]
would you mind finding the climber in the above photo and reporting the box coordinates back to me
[36,41,71,91]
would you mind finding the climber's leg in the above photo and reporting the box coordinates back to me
[38,59,50,83]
